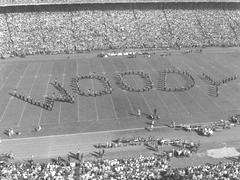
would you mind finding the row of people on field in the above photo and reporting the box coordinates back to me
[4,128,21,137]
[219,74,238,85]
[230,114,240,124]
[202,72,220,86]
[158,69,195,92]
[8,91,54,111]
[8,80,74,113]
[171,113,240,136]
[94,136,200,153]
[98,51,138,58]
[208,84,219,97]
[50,80,74,103]
[71,74,112,97]
[98,48,202,59]
[97,50,156,58]
[202,72,238,86]
[202,73,238,97]
[116,71,154,92]
[181,48,203,54]
[5,125,42,137]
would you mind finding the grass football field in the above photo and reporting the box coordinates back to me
[0,48,239,139]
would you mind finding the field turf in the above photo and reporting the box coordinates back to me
[0,49,239,139]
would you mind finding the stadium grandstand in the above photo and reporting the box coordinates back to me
[0,1,240,57]
[1,0,240,179]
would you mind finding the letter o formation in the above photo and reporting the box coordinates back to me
[158,69,195,92]
[116,71,154,92]
[71,74,113,97]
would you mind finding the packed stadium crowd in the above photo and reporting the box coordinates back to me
[0,5,240,57]
[1,151,240,179]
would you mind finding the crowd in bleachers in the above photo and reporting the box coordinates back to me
[1,149,240,179]
[0,5,240,57]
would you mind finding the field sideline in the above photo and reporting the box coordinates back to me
[0,48,239,140]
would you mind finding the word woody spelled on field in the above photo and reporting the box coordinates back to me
[9,69,238,111]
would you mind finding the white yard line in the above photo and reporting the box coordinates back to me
[17,63,42,127]
[2,127,147,142]
[167,57,207,113]
[76,60,80,122]
[143,58,176,118]
[219,61,239,76]
[37,63,54,126]
[149,58,191,116]
[58,61,67,125]
[0,64,6,83]
[99,59,118,120]
[206,56,237,78]
[167,82,191,115]
[233,64,239,69]
[121,59,153,114]
[88,60,99,121]
[0,64,30,122]
[41,115,133,126]
[110,61,135,114]
[205,56,240,104]
[0,65,16,91]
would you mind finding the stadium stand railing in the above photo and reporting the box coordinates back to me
[0,0,240,7]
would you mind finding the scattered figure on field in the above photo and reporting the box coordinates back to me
[7,128,14,137]
[150,120,155,129]
[153,108,160,119]
[137,109,141,117]
[170,120,176,128]
[35,125,42,132]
